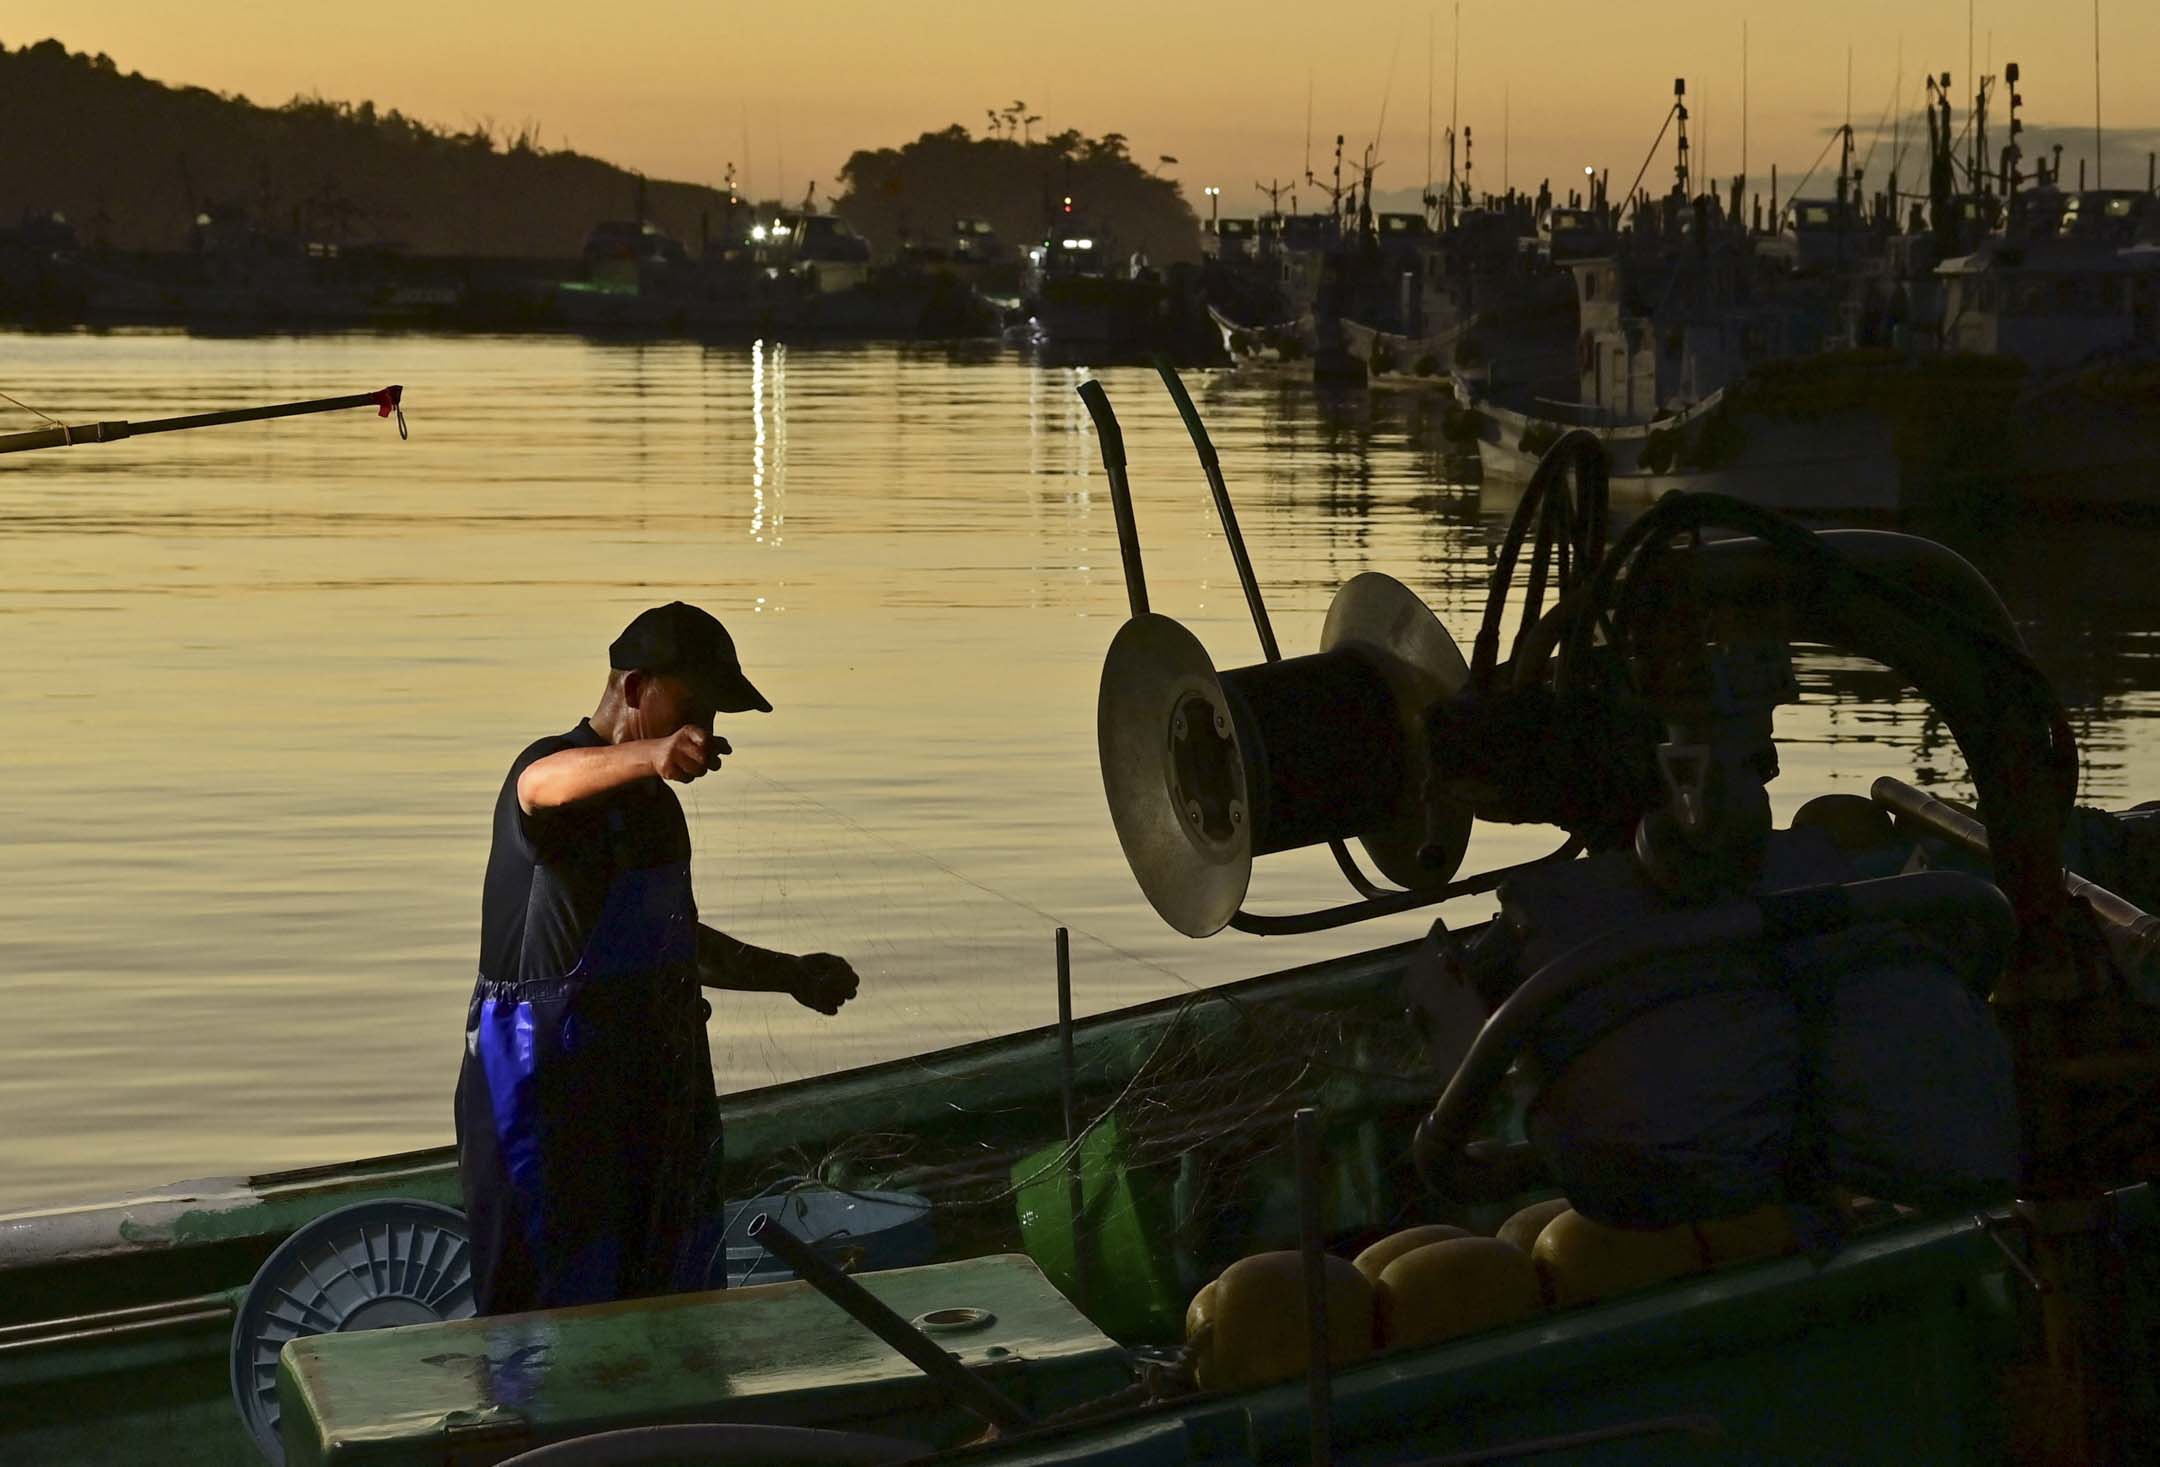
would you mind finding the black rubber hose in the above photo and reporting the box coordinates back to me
[1413,870,2016,1198]
[1076,380,1148,618]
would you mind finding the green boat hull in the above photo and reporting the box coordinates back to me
[2,928,2153,1463]
[0,940,1432,1464]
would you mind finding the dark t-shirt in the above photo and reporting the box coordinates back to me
[478,719,695,986]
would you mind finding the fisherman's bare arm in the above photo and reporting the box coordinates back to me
[698,925,860,1015]
[517,726,731,813]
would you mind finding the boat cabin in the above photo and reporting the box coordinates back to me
[1027,227,1123,294]
[2056,190,2154,246]
[951,216,1005,264]
[1537,207,1604,263]
[1760,197,1863,276]
[1205,217,1258,262]
[1938,241,2160,367]
[1568,254,1822,421]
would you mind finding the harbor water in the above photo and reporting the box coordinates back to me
[2,328,2158,1210]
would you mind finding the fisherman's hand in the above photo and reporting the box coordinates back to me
[650,726,732,783]
[790,953,859,1015]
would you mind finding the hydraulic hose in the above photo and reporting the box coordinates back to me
[1413,870,2016,1199]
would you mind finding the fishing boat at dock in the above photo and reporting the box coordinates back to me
[10,369,2160,1466]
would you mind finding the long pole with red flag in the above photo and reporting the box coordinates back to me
[0,385,404,456]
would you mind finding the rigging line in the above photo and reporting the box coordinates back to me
[1856,65,1903,182]
[0,389,62,427]
[1373,14,1405,166]
[1619,102,1682,220]
[1889,65,1926,183]
[1782,125,1848,211]
[725,766,1194,989]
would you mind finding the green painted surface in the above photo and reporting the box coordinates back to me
[0,939,1422,1466]
[1014,1116,1183,1343]
[969,1214,2023,1467]
[278,1254,1129,1466]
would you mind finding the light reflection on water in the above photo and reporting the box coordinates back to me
[2,328,2159,1208]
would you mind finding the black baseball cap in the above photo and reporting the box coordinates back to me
[609,602,772,713]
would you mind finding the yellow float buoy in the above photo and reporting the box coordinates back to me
[1495,1197,1571,1256]
[1351,1224,1473,1283]
[1374,1237,1543,1350]
[1531,1209,1704,1307]
[1183,1279,1220,1387]
[1694,1203,1798,1267]
[1205,1251,1374,1391]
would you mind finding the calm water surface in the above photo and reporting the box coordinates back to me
[3,329,2159,1209]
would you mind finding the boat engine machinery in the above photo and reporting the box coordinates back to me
[1083,374,2160,1460]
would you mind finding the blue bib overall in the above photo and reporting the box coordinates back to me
[455,837,720,1314]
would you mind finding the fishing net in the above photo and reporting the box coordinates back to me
[684,766,1441,1276]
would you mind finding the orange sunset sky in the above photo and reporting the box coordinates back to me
[12,1,2159,213]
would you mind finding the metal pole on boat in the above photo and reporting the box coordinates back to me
[0,385,404,456]
[1056,927,1090,1311]
[2093,0,2104,190]
[1150,359,1279,660]
[1151,357,1392,902]
[1294,1106,1334,1467]
[746,1214,1037,1433]
[1871,777,2160,965]
[1076,380,1149,618]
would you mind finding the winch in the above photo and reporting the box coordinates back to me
[1081,372,2160,1460]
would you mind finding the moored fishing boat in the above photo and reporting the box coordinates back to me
[12,379,2160,1467]
[1207,303,1313,365]
[1335,317,1458,379]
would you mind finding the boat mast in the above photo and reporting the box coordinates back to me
[1304,69,1314,193]
[1890,36,1901,223]
[1674,77,1691,202]
[1447,1,1461,223]
[1426,11,1435,221]
[2093,0,2104,189]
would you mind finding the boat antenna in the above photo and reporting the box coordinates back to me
[740,104,752,203]
[1304,68,1315,188]
[1372,17,1402,169]
[2094,0,2104,189]
[1426,11,1435,212]
[1442,0,1460,219]
[1675,77,1691,200]
[1741,20,1749,197]
[1449,1,1461,195]
[1890,35,1900,213]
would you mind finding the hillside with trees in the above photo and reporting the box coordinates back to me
[0,38,735,257]
[835,120,1201,266]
